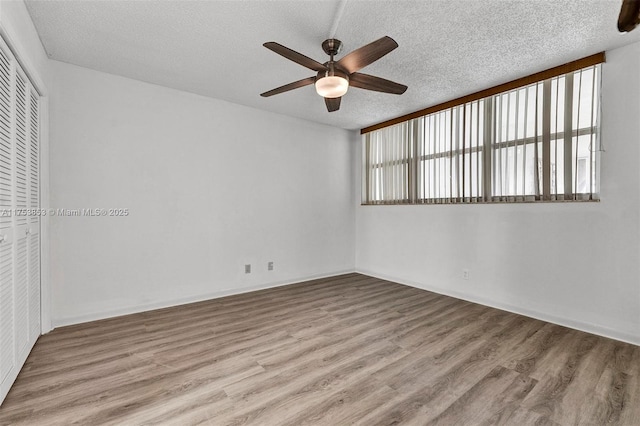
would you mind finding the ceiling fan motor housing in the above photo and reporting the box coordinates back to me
[322,38,343,56]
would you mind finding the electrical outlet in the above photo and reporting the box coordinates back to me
[268,261,274,271]
[463,269,470,280]
[245,264,251,274]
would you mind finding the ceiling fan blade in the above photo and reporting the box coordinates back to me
[260,76,316,97]
[325,97,341,112]
[349,73,407,95]
[336,36,398,74]
[618,0,640,32]
[263,42,327,72]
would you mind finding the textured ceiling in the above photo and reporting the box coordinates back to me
[25,0,640,130]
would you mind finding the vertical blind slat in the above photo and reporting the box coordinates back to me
[525,89,529,198]
[533,85,539,198]
[574,70,583,198]
[483,98,493,202]
[551,78,556,197]
[542,80,551,201]
[505,92,511,198]
[513,90,520,200]
[589,66,597,198]
[564,73,574,199]
[476,101,480,200]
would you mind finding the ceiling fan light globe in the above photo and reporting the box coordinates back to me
[315,76,349,98]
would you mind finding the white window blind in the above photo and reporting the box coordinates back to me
[362,64,601,204]
[363,121,411,203]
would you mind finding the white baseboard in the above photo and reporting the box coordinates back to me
[356,268,640,347]
[52,268,639,347]
[52,269,356,329]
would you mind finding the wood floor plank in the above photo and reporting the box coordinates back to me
[279,375,398,426]
[618,367,640,426]
[576,366,629,425]
[497,407,562,426]
[0,273,638,425]
[519,331,602,421]
[502,322,573,376]
[362,315,547,425]
[429,366,537,425]
[551,336,619,424]
[220,343,408,425]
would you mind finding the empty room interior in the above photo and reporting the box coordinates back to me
[1,0,640,424]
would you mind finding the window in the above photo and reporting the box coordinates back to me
[362,63,601,204]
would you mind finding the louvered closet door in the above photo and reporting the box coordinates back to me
[0,41,14,393]
[0,36,41,406]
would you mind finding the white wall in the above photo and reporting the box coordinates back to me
[356,41,640,345]
[49,61,356,326]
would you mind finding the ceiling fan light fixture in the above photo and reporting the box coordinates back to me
[315,75,349,98]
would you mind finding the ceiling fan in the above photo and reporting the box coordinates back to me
[260,36,407,112]
[618,0,640,32]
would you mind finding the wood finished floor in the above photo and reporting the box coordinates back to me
[0,273,639,425]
